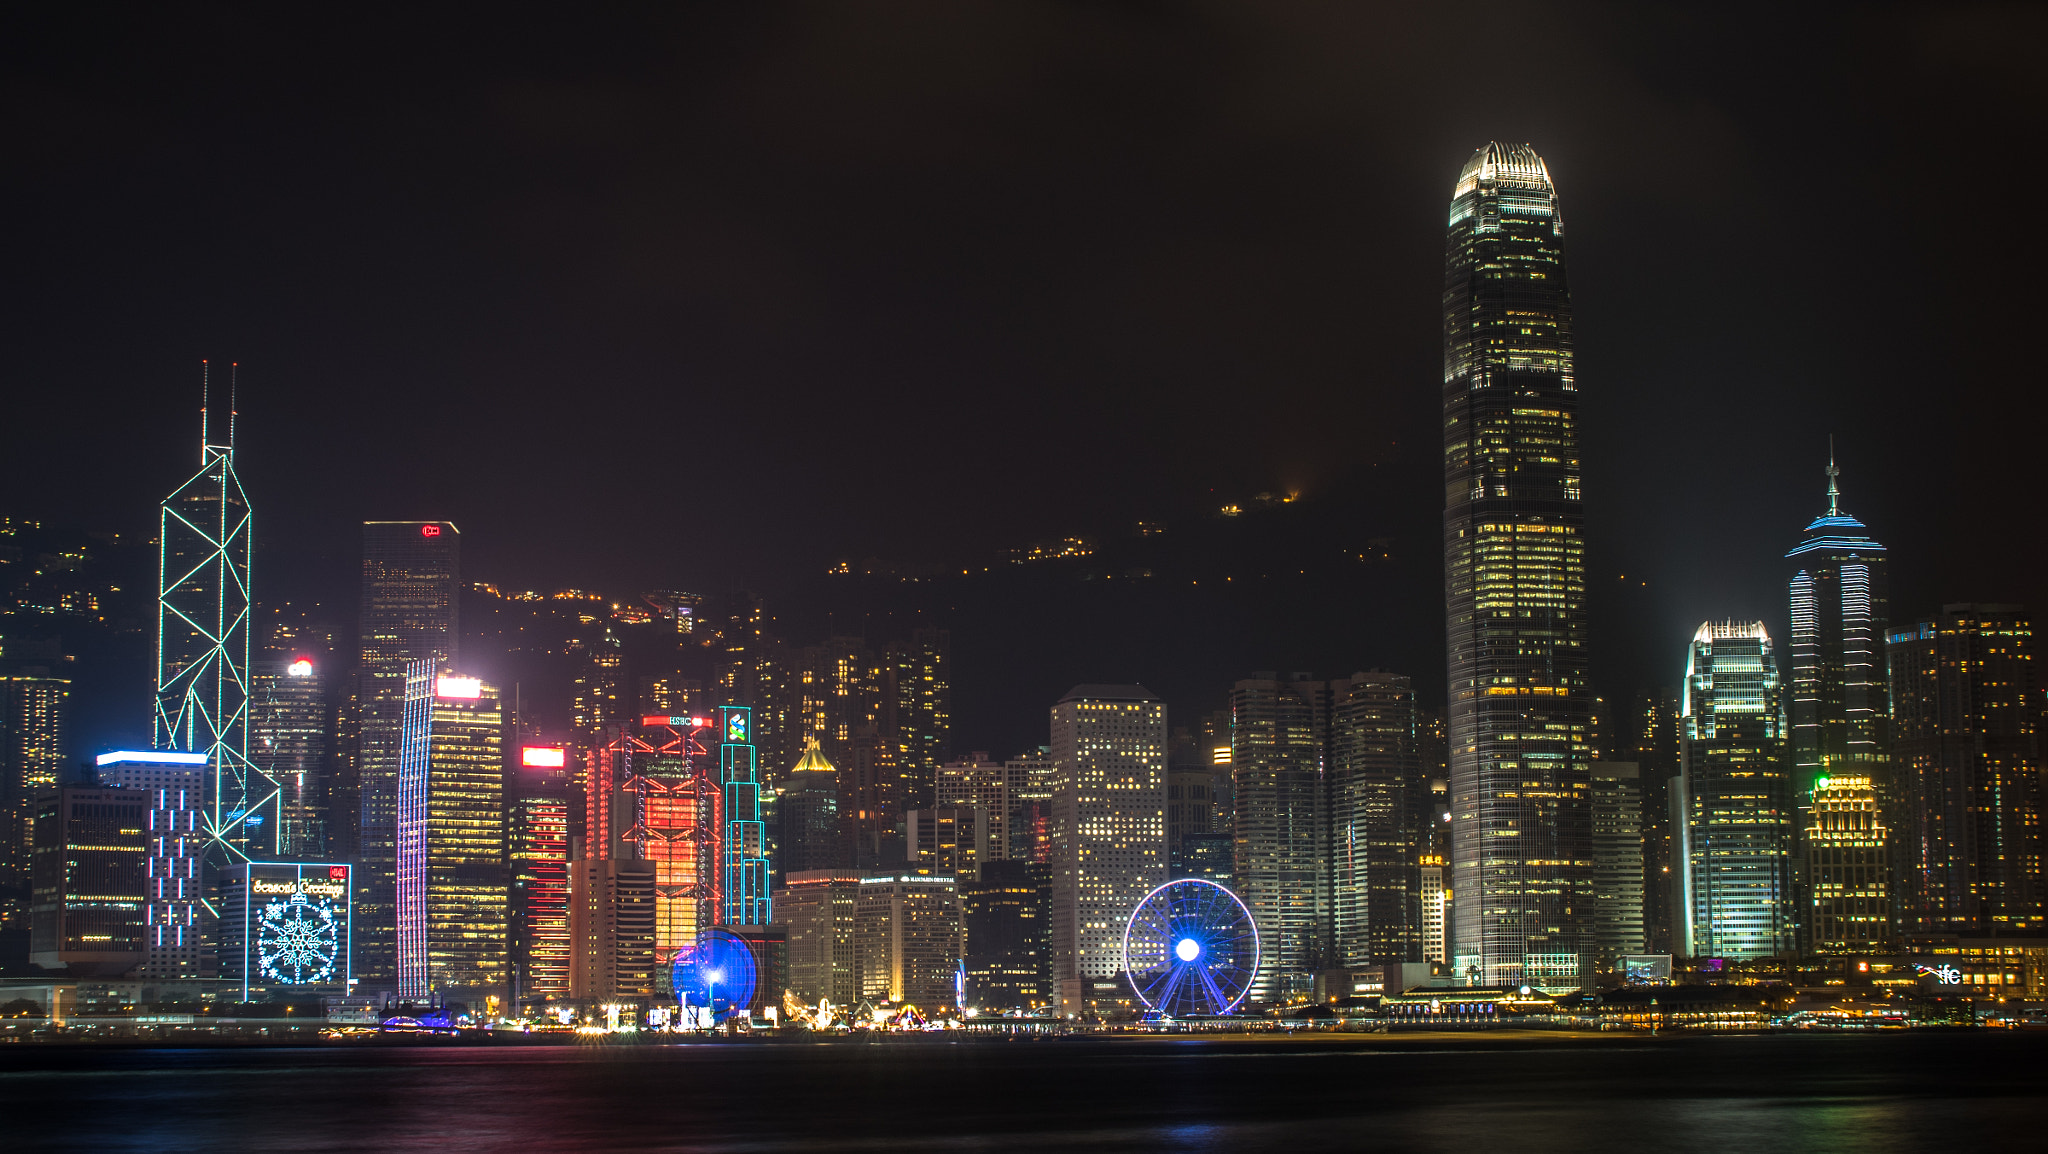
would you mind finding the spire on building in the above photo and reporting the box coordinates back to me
[791,735,836,774]
[1826,437,1841,516]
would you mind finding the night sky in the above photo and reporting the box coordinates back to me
[7,5,2046,756]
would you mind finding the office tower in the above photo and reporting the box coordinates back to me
[1329,671,1424,967]
[30,785,147,976]
[905,806,989,880]
[798,637,882,759]
[719,595,801,783]
[568,858,657,999]
[395,664,507,1004]
[777,870,862,1006]
[1630,687,1682,953]
[883,628,952,808]
[1197,709,1238,836]
[715,705,771,927]
[1173,832,1234,884]
[354,520,460,988]
[1590,762,1646,966]
[1674,623,1794,959]
[845,725,907,868]
[1166,728,1224,874]
[511,744,573,1005]
[587,719,719,958]
[1441,142,1592,985]
[220,861,352,1000]
[1,668,68,894]
[250,656,331,858]
[1006,751,1057,862]
[1786,453,1890,946]
[1048,685,1166,1012]
[93,751,206,977]
[936,753,1003,848]
[779,738,845,877]
[1807,773,1891,949]
[638,675,701,718]
[1420,776,1450,965]
[1231,673,1332,1001]
[1888,606,2044,934]
[156,383,279,873]
[855,872,964,1007]
[960,859,1048,1010]
[569,632,625,746]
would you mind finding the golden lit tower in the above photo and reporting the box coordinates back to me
[1440,143,1591,985]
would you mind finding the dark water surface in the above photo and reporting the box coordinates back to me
[3,1032,2043,1152]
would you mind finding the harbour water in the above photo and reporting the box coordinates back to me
[3,1031,2043,1152]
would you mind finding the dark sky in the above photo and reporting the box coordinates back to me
[7,4,2047,750]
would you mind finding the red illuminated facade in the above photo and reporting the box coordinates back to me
[585,719,723,969]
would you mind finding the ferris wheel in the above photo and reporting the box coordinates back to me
[671,928,759,1021]
[1122,878,1260,1017]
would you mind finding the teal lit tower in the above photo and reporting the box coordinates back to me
[155,363,282,871]
[1441,143,1592,985]
[1786,453,1889,790]
[1674,622,1794,959]
[720,705,771,924]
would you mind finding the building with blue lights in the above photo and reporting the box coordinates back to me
[395,662,507,1006]
[93,751,208,978]
[222,861,353,1000]
[719,705,771,925]
[1674,623,1794,959]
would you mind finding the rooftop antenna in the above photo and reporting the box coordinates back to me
[200,359,211,463]
[1825,435,1841,516]
[229,362,238,449]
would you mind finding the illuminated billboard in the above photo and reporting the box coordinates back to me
[522,746,567,768]
[230,862,353,999]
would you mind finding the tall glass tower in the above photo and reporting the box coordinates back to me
[1675,622,1794,959]
[156,366,281,871]
[1441,143,1591,985]
[1786,455,1890,948]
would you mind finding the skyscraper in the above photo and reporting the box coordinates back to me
[250,656,331,858]
[93,751,206,977]
[854,872,963,1007]
[1329,671,1425,969]
[354,520,460,989]
[883,628,951,808]
[510,744,573,1006]
[776,870,862,1007]
[1808,773,1891,950]
[1887,606,2044,935]
[1,667,68,896]
[30,785,147,977]
[960,858,1049,1011]
[778,737,845,877]
[156,384,279,868]
[1048,685,1166,1014]
[1674,623,1794,959]
[1589,761,1645,968]
[1230,673,1331,1002]
[394,664,507,1005]
[1440,142,1592,985]
[1787,455,1890,946]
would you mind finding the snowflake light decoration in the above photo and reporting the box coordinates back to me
[256,893,341,984]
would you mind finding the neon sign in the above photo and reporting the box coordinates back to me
[420,524,441,537]
[1915,964,1963,985]
[287,659,313,677]
[436,675,481,699]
